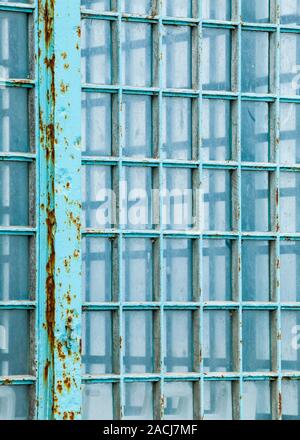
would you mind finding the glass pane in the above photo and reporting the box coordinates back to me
[203,239,232,301]
[241,171,269,232]
[163,0,192,18]
[243,382,272,420]
[0,162,29,227]
[163,26,192,89]
[164,311,193,372]
[0,87,29,153]
[241,0,270,23]
[202,28,231,91]
[162,168,193,230]
[241,101,269,162]
[281,311,300,371]
[123,94,152,158]
[0,386,29,420]
[204,381,232,420]
[280,172,300,232]
[163,239,193,302]
[281,33,300,96]
[82,383,113,420]
[164,382,193,420]
[82,165,114,229]
[242,31,269,93]
[81,19,112,85]
[203,311,233,372]
[0,310,30,375]
[243,311,271,372]
[82,237,112,302]
[0,236,30,301]
[242,240,270,301]
[123,311,153,373]
[81,0,111,11]
[202,0,231,20]
[124,166,153,230]
[123,238,153,302]
[82,312,113,374]
[162,97,192,160]
[82,92,112,156]
[0,12,28,79]
[124,382,153,420]
[281,0,300,25]
[122,0,152,15]
[282,380,300,420]
[280,241,300,302]
[202,169,231,231]
[122,22,152,87]
[280,103,300,164]
[202,99,231,161]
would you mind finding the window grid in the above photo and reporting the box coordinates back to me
[81,0,300,420]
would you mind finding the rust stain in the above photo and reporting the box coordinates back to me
[44,54,56,105]
[76,26,81,38]
[57,341,66,361]
[278,392,282,418]
[63,377,71,391]
[57,380,63,394]
[42,0,55,49]
[44,359,51,381]
[63,411,75,420]
[60,81,69,94]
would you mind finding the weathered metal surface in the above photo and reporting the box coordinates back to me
[37,0,82,420]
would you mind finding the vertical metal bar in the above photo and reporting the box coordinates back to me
[37,0,82,420]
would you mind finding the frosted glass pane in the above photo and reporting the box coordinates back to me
[163,0,192,18]
[163,168,193,230]
[122,22,152,87]
[203,28,231,91]
[124,166,153,230]
[0,88,29,153]
[203,239,232,301]
[123,238,153,302]
[0,236,30,301]
[0,310,29,375]
[163,239,193,301]
[241,101,269,162]
[124,383,153,420]
[0,12,28,79]
[82,165,114,228]
[163,26,192,89]
[164,382,193,420]
[123,311,153,373]
[82,312,112,374]
[243,311,271,372]
[241,0,270,23]
[82,92,112,156]
[281,311,300,371]
[204,381,232,420]
[241,171,269,232]
[81,19,111,85]
[202,0,231,20]
[81,0,111,11]
[242,31,269,93]
[281,0,300,25]
[243,382,271,420]
[281,33,300,96]
[282,380,300,419]
[242,241,270,301]
[202,99,231,161]
[123,94,152,158]
[280,172,300,232]
[82,383,113,420]
[0,162,29,227]
[162,97,192,160]
[203,311,233,372]
[280,241,300,302]
[164,311,193,372]
[202,169,231,231]
[0,386,29,420]
[122,0,152,14]
[82,237,112,302]
[280,103,300,164]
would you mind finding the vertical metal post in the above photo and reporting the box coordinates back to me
[37,0,82,420]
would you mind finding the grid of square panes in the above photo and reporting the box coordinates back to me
[81,0,300,420]
[0,0,36,420]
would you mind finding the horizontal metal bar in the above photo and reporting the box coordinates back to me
[0,301,36,310]
[0,152,36,162]
[0,2,35,13]
[0,79,35,89]
[0,227,36,236]
[0,375,36,385]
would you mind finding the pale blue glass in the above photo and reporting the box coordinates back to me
[280,33,300,96]
[281,0,300,25]
[124,383,153,420]
[242,0,270,23]
[243,382,272,420]
[241,171,269,232]
[241,101,269,162]
[282,380,300,419]
[122,0,152,14]
[242,31,269,93]
[0,386,29,420]
[202,0,231,20]
[242,241,270,301]
[163,0,192,18]
[204,381,232,420]
[203,169,231,231]
[280,103,300,164]
[164,311,193,372]
[281,311,300,371]
[81,0,111,11]
[164,382,193,420]
[243,311,271,372]
[280,241,300,302]
[280,172,300,232]
[82,383,113,420]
